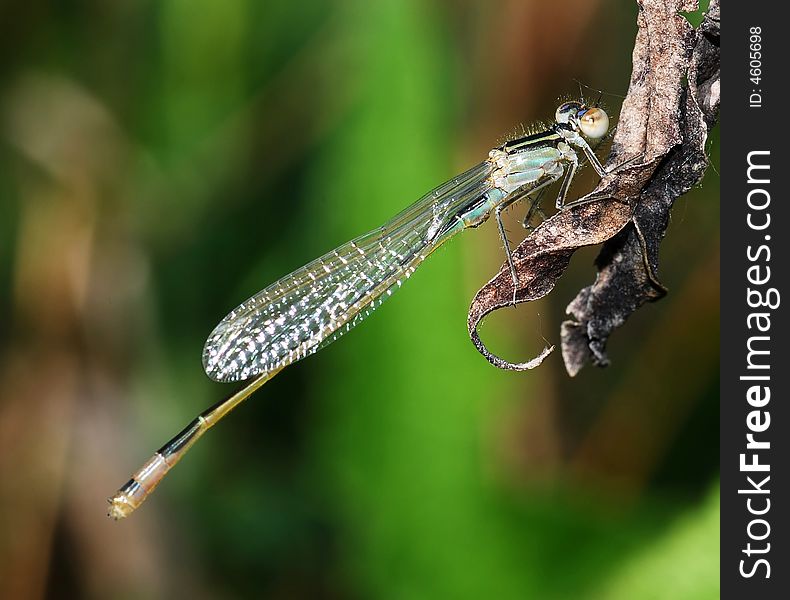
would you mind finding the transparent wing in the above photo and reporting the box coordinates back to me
[203,161,495,382]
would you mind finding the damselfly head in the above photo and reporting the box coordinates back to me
[555,100,583,124]
[555,102,609,140]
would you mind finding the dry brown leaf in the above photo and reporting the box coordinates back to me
[468,0,720,376]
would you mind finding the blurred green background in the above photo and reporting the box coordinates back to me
[0,1,718,598]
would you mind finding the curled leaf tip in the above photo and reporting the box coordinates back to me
[471,323,555,371]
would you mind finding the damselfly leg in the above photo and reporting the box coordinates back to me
[522,187,549,230]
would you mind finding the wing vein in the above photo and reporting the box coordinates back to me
[202,161,494,382]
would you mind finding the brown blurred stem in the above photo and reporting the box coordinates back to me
[468,0,720,376]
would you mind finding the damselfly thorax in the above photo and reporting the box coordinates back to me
[108,100,611,520]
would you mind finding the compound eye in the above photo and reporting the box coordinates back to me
[579,107,609,139]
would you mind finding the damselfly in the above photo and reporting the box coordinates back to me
[108,100,611,519]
